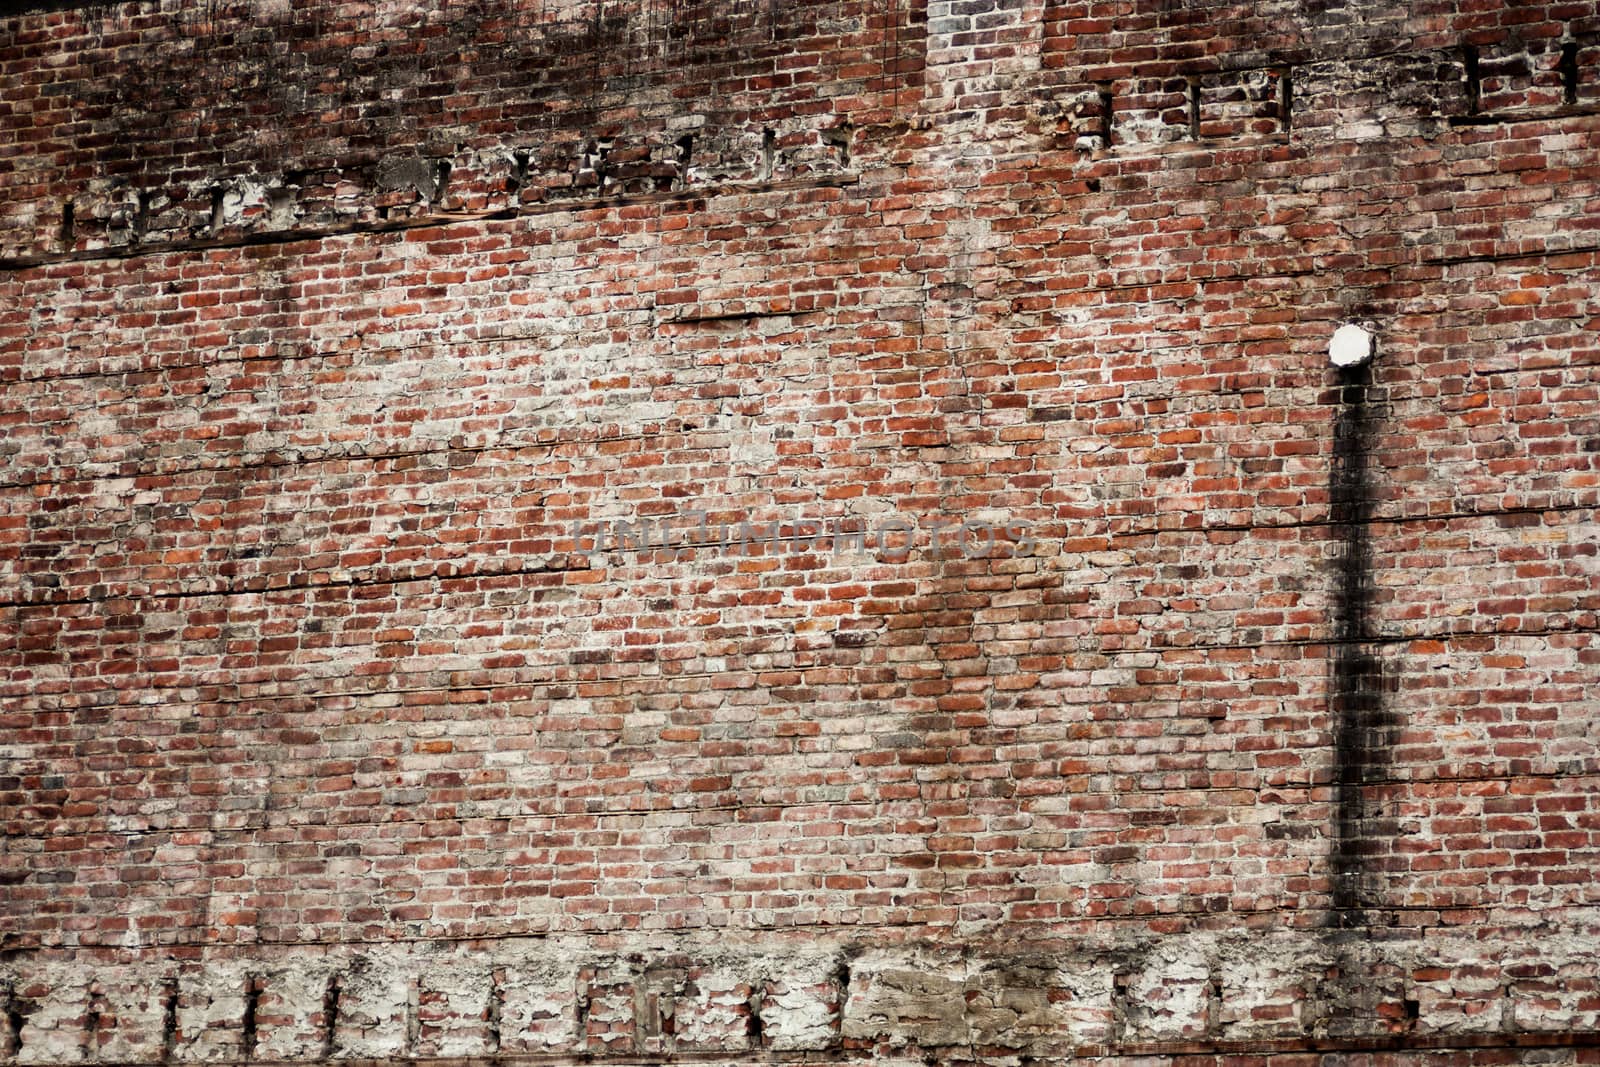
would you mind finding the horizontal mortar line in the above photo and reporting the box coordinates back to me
[4,401,1593,496]
[40,760,1600,824]
[3,521,1059,607]
[1001,235,1600,298]
[1085,1030,1600,1058]
[1415,238,1600,269]
[8,329,558,387]
[661,308,797,326]
[4,620,1595,717]
[0,422,706,492]
[0,902,1586,957]
[5,764,1597,842]
[1094,620,1600,655]
[0,552,596,610]
[10,899,1600,960]
[1098,498,1598,539]
[1002,263,1317,297]
[0,174,860,274]
[5,751,1592,794]
[6,737,1595,803]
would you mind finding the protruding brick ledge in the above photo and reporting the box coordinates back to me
[3,924,1599,1064]
[0,174,859,274]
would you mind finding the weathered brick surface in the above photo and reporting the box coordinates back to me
[3,0,1600,1064]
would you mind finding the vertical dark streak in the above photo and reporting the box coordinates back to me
[434,158,453,203]
[83,984,103,1059]
[1327,361,1388,926]
[486,969,503,1054]
[676,133,695,189]
[888,0,899,113]
[1560,41,1580,106]
[1280,67,1293,134]
[160,978,179,1062]
[760,128,776,181]
[1097,84,1115,147]
[1,981,26,1058]
[1187,77,1201,139]
[1462,43,1481,114]
[241,976,260,1060]
[320,975,341,1059]
[746,987,765,1048]
[830,961,851,1038]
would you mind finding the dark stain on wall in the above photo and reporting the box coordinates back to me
[1326,358,1392,924]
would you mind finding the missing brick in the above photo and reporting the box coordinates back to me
[1,982,28,1058]
[1279,67,1294,133]
[574,975,590,1045]
[676,133,695,181]
[133,189,151,240]
[321,974,341,1058]
[210,187,226,234]
[1111,971,1131,1040]
[760,127,777,181]
[434,158,453,203]
[486,968,504,1054]
[821,122,851,167]
[160,978,178,1062]
[241,977,261,1060]
[405,979,420,1054]
[267,187,295,228]
[84,982,105,1058]
[58,201,74,250]
[1462,43,1482,114]
[1097,83,1115,146]
[746,986,766,1048]
[1187,77,1201,139]
[1561,40,1580,105]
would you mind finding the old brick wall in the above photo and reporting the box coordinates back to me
[1,0,1598,1063]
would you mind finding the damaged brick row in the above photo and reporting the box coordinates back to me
[47,121,855,256]
[1075,28,1599,153]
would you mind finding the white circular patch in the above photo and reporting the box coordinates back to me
[1329,323,1374,368]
